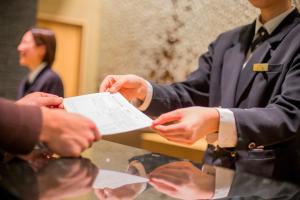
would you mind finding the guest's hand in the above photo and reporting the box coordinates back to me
[152,107,219,144]
[16,92,63,108]
[99,74,148,101]
[149,162,215,200]
[40,107,101,157]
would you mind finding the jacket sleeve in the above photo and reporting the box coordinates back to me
[143,42,214,116]
[0,98,42,154]
[143,30,235,117]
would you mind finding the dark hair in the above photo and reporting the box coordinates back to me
[29,28,56,66]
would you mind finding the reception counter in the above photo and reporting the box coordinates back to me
[0,140,299,199]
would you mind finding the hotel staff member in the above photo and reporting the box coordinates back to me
[100,0,300,182]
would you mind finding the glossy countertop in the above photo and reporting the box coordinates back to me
[0,140,299,200]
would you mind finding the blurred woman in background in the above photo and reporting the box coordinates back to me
[17,28,64,99]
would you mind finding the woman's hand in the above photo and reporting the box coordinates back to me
[99,74,148,101]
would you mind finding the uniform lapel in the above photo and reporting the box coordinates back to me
[24,65,50,96]
[234,42,271,105]
[221,23,254,108]
[29,65,50,88]
[234,9,300,106]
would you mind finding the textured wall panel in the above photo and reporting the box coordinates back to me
[0,0,37,99]
[97,0,300,84]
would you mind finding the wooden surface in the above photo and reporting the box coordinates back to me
[103,130,207,162]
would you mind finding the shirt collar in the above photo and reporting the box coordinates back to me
[255,7,295,36]
[28,62,47,83]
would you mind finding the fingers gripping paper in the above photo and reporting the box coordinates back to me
[63,93,153,135]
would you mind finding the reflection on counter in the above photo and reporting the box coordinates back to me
[1,141,300,200]
[0,157,97,200]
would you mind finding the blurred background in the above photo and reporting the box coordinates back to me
[1,0,299,99]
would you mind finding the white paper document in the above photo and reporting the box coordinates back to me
[63,92,153,135]
[92,169,149,189]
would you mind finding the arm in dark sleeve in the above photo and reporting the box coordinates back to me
[0,99,42,154]
[143,42,214,116]
[142,29,237,117]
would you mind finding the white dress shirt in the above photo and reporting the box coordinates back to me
[137,7,295,148]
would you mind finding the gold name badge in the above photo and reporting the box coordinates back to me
[253,63,268,72]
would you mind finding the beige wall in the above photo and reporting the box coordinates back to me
[96,0,257,83]
[39,1,299,93]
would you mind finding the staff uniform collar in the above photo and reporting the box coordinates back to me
[254,6,295,36]
[28,62,48,83]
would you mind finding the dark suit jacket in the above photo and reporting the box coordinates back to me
[0,99,42,154]
[144,9,300,181]
[17,65,64,99]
